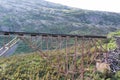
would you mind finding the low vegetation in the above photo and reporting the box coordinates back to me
[0,30,120,80]
[0,52,120,80]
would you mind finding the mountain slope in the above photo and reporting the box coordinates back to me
[0,0,120,35]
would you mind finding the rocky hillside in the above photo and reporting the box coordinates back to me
[0,0,120,35]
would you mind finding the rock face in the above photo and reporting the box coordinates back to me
[96,49,120,73]
[98,37,120,73]
[107,49,120,72]
[107,37,120,72]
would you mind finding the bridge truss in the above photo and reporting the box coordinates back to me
[0,31,109,80]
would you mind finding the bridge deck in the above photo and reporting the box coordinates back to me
[0,31,107,38]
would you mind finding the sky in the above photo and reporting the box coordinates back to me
[46,0,120,13]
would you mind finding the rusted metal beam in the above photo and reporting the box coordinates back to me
[0,31,107,38]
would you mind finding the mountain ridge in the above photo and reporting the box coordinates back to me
[0,0,120,35]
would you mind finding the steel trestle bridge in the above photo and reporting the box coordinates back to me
[0,31,109,80]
